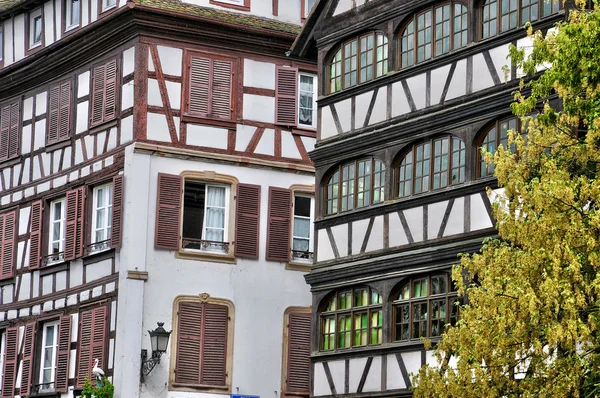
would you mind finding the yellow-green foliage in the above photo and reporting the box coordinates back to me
[81,377,115,398]
[414,3,600,397]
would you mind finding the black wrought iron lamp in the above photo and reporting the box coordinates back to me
[140,322,172,382]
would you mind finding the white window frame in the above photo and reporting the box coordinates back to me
[0,330,5,391]
[38,321,59,392]
[213,0,245,6]
[48,198,66,256]
[304,0,317,16]
[291,194,314,262]
[0,24,3,62]
[29,8,43,49]
[65,0,81,30]
[101,0,117,12]
[91,183,113,245]
[298,72,318,129]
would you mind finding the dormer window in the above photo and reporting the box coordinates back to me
[66,0,81,29]
[28,8,43,50]
[101,0,116,12]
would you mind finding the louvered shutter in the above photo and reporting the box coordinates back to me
[47,85,60,144]
[65,188,85,261]
[1,327,18,398]
[234,184,260,259]
[91,64,106,126]
[7,103,19,159]
[59,82,71,140]
[91,306,108,374]
[77,306,107,387]
[29,200,43,269]
[188,56,210,117]
[110,175,124,248]
[175,302,202,385]
[201,304,228,386]
[211,60,232,120]
[104,60,117,121]
[1,210,16,279]
[155,173,182,250]
[55,315,72,392]
[266,187,292,262]
[0,105,10,160]
[286,312,311,395]
[20,323,37,396]
[275,67,298,126]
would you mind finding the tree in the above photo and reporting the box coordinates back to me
[82,377,115,398]
[414,3,600,397]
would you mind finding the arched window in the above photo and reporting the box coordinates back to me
[399,2,468,68]
[329,32,388,93]
[396,136,465,198]
[325,158,385,215]
[481,0,561,39]
[477,116,520,178]
[393,274,458,341]
[320,287,383,351]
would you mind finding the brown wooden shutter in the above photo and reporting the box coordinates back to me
[29,200,43,269]
[20,322,37,396]
[110,175,124,248]
[275,66,298,126]
[59,82,72,140]
[47,85,60,144]
[8,102,19,159]
[266,187,292,262]
[91,306,108,374]
[155,173,182,250]
[55,315,72,392]
[201,304,228,386]
[234,184,261,259]
[1,327,18,398]
[175,301,202,385]
[91,63,106,126]
[286,312,311,395]
[188,56,210,117]
[0,105,10,160]
[211,60,232,120]
[77,306,107,387]
[0,210,16,279]
[104,59,117,121]
[65,188,85,261]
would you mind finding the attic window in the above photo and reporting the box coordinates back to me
[209,0,251,12]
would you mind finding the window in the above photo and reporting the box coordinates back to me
[28,8,43,49]
[291,195,314,262]
[182,181,229,253]
[90,58,118,126]
[48,198,66,262]
[302,0,317,18]
[209,0,250,11]
[400,2,468,68]
[0,100,20,161]
[0,211,16,280]
[65,0,81,30]
[393,274,458,341]
[275,67,317,129]
[282,308,311,396]
[324,157,385,215]
[92,184,113,246]
[396,135,465,198]
[1,328,17,397]
[185,53,234,120]
[0,25,3,63]
[477,116,520,178]
[0,330,5,390]
[38,321,59,392]
[329,32,388,93]
[171,295,234,391]
[298,73,317,128]
[320,287,382,351]
[101,0,116,12]
[481,0,560,38]
[47,81,72,144]
[76,307,107,388]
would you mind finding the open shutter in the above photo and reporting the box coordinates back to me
[1,210,16,279]
[201,304,228,386]
[29,200,43,269]
[0,105,10,160]
[76,308,93,387]
[266,187,292,262]
[110,175,124,248]
[20,323,37,397]
[234,184,260,259]
[286,312,311,395]
[65,188,85,261]
[155,173,182,250]
[8,102,19,159]
[188,56,211,117]
[104,59,117,121]
[91,63,106,126]
[275,67,298,126]
[58,82,72,140]
[48,85,60,144]
[211,59,232,120]
[175,302,202,385]
[1,327,18,398]
[55,315,72,392]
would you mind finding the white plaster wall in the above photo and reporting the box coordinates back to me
[243,59,276,89]
[333,0,351,16]
[3,19,14,66]
[44,0,55,47]
[243,94,275,123]
[13,14,25,62]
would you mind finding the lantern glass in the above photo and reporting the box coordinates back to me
[157,333,170,352]
[150,333,159,353]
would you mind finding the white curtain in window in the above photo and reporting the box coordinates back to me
[204,186,226,242]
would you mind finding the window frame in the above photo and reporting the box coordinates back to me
[91,183,113,247]
[476,116,521,178]
[394,135,466,199]
[100,0,117,14]
[63,0,82,33]
[209,0,250,11]
[328,31,389,94]
[38,321,60,393]
[0,330,5,390]
[301,0,317,20]
[89,57,119,127]
[480,0,561,39]
[281,307,312,396]
[291,194,314,263]
[0,23,4,66]
[392,274,459,342]
[297,72,318,129]
[48,197,67,263]
[27,8,44,53]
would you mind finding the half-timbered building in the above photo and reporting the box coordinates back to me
[0,0,317,396]
[291,0,564,396]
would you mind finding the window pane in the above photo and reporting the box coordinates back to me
[182,181,206,244]
[293,218,310,239]
[34,16,42,44]
[294,196,311,217]
[71,0,80,25]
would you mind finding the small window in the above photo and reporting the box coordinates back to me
[182,181,229,253]
[303,0,317,18]
[396,135,465,198]
[47,81,72,145]
[481,0,560,38]
[90,58,118,126]
[29,8,43,49]
[393,274,459,341]
[477,116,520,178]
[186,53,234,121]
[320,287,383,351]
[65,0,81,30]
[91,183,113,248]
[0,100,20,161]
[210,0,250,10]
[282,308,311,396]
[292,195,314,262]
[38,321,59,392]
[298,73,317,128]
[48,198,66,262]
[101,0,116,12]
